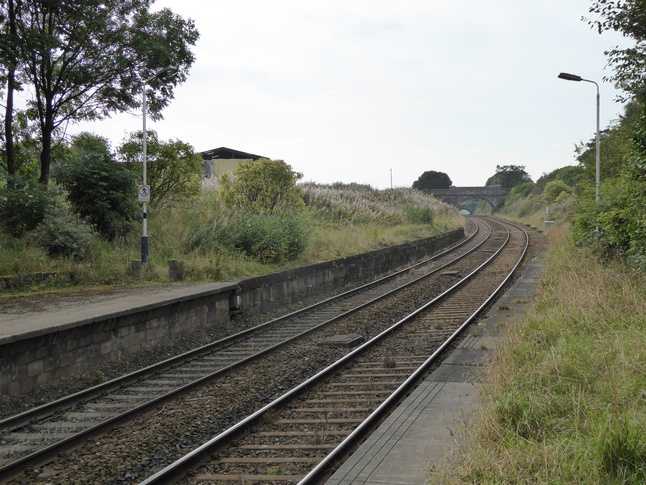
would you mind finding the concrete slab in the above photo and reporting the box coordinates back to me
[318,334,365,348]
[327,381,477,485]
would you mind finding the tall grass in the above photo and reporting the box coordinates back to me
[446,235,645,484]
[0,181,462,290]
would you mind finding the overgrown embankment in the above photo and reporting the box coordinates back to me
[445,234,645,484]
[0,181,463,292]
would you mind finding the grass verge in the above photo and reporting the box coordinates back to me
[442,236,645,484]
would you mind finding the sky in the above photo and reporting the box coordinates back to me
[70,0,631,189]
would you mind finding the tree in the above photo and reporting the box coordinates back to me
[3,0,199,185]
[485,165,532,188]
[0,0,20,182]
[219,159,304,215]
[543,180,572,203]
[0,110,41,179]
[412,170,452,190]
[588,1,646,101]
[506,181,536,205]
[54,133,139,239]
[118,131,204,209]
[535,166,585,193]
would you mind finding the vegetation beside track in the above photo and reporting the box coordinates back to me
[0,180,462,293]
[439,226,645,484]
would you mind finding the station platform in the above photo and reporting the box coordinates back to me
[327,256,544,485]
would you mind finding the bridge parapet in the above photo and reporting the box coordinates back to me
[425,185,511,212]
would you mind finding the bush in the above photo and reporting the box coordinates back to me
[572,173,646,272]
[54,133,139,240]
[0,176,55,237]
[219,158,304,215]
[543,180,572,203]
[206,211,309,264]
[404,205,434,224]
[30,202,96,259]
[506,181,536,205]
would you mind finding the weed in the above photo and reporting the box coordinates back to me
[267,465,286,475]
[1,183,462,289]
[382,354,397,368]
[498,303,511,311]
[90,370,106,385]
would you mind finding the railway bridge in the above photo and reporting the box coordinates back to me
[426,185,511,212]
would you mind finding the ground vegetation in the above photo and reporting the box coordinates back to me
[0,157,463,287]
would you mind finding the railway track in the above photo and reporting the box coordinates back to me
[136,217,530,484]
[0,217,504,482]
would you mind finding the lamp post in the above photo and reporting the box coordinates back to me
[558,72,600,203]
[141,65,177,264]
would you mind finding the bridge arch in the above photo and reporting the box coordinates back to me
[425,186,511,212]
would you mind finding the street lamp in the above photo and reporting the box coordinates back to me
[141,65,177,264]
[558,72,600,203]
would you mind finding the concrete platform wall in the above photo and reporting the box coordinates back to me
[236,229,464,317]
[0,289,235,395]
[0,228,464,395]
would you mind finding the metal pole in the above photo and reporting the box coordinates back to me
[139,65,176,264]
[557,73,600,202]
[141,83,149,263]
[595,85,600,202]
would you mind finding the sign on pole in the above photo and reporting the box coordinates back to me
[138,185,151,203]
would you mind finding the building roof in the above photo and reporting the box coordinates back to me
[200,147,266,161]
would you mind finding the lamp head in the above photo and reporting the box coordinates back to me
[558,72,582,82]
[158,65,177,79]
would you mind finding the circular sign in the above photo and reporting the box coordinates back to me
[138,185,151,202]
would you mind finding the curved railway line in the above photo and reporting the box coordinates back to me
[1,217,540,484]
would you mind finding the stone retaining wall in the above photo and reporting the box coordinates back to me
[236,229,464,317]
[0,286,236,395]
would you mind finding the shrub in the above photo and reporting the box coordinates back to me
[219,158,304,215]
[54,133,139,240]
[0,176,55,237]
[403,205,434,224]
[543,180,572,203]
[30,202,96,259]
[209,211,309,264]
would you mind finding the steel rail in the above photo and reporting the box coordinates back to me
[0,221,479,434]
[0,221,486,480]
[299,218,530,484]
[139,219,528,484]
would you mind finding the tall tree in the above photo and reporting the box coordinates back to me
[6,0,199,185]
[1,0,21,182]
[589,1,646,100]
[118,130,204,209]
[485,165,532,188]
[412,170,452,190]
